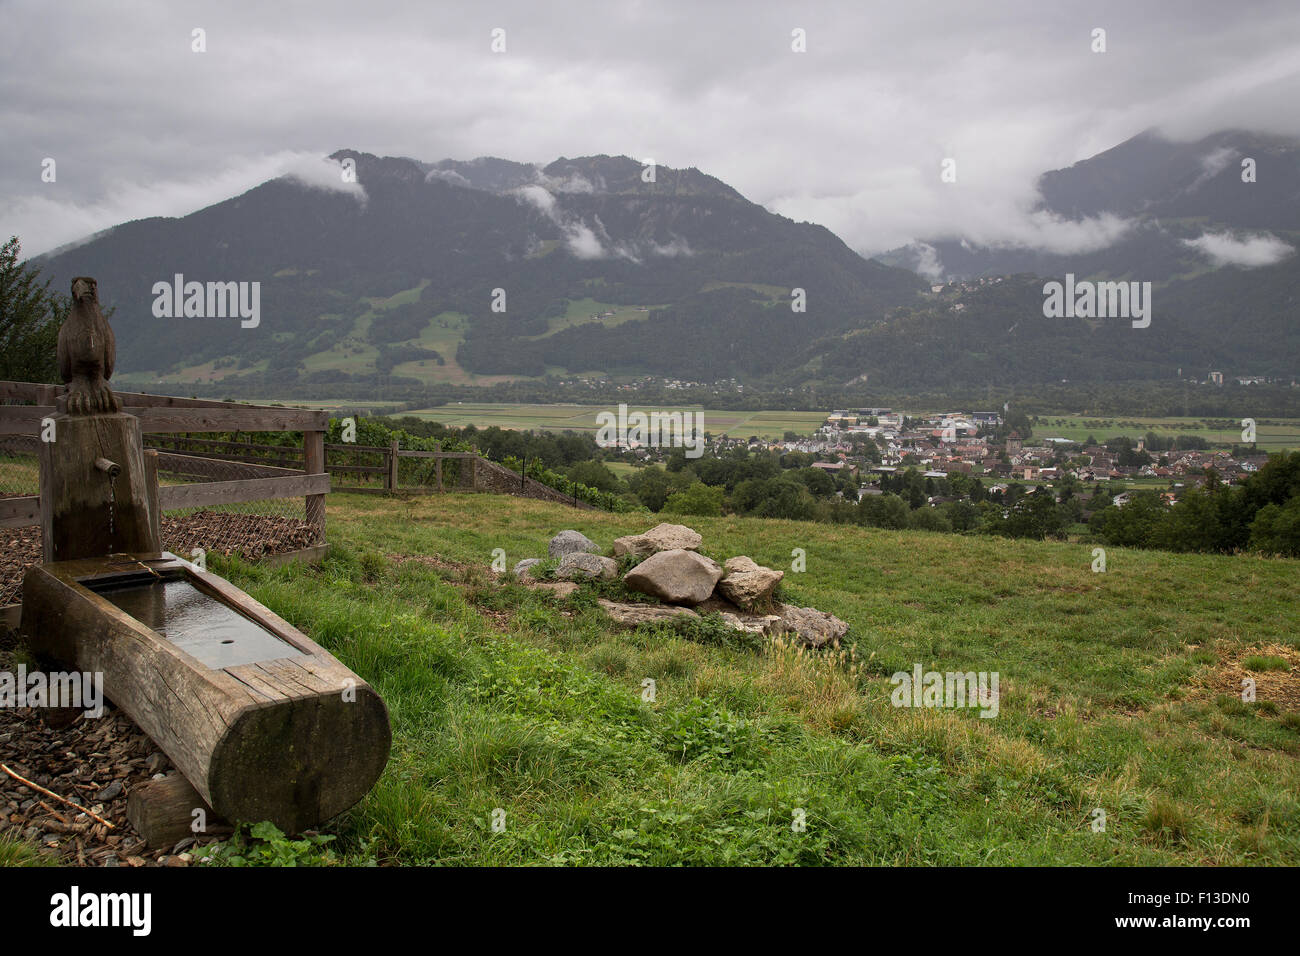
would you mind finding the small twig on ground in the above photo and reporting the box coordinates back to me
[38,799,70,824]
[0,763,115,829]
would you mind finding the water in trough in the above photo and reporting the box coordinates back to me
[87,575,305,669]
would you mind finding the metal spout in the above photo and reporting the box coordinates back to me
[94,457,121,478]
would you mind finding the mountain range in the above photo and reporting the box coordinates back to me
[33,130,1300,395]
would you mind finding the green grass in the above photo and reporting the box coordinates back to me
[0,457,40,495]
[178,491,1300,866]
[700,280,788,300]
[522,299,666,340]
[0,834,55,867]
[1243,655,1290,672]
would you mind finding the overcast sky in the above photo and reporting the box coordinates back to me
[3,0,1299,260]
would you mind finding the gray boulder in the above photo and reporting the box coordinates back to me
[531,581,579,599]
[773,604,850,648]
[624,548,723,605]
[718,611,785,635]
[555,552,618,581]
[716,556,783,610]
[513,558,542,578]
[613,523,703,559]
[597,599,699,626]
[549,530,600,558]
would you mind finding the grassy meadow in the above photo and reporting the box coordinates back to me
[196,491,1300,865]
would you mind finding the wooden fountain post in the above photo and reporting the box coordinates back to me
[38,276,160,562]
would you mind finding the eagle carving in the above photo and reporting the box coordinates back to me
[58,277,121,415]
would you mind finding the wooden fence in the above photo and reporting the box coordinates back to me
[135,433,591,507]
[0,381,332,621]
[1,380,329,537]
[327,441,480,494]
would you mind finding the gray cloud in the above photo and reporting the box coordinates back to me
[513,183,607,258]
[3,0,1298,259]
[1182,230,1296,268]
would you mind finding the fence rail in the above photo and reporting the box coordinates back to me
[0,381,331,613]
[327,439,472,494]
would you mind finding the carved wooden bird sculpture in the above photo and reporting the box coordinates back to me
[58,276,121,415]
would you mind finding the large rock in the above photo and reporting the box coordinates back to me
[531,581,579,599]
[718,611,785,635]
[613,523,703,559]
[695,594,743,615]
[513,558,542,578]
[773,604,850,649]
[549,530,600,558]
[716,556,783,610]
[597,599,699,626]
[623,549,722,605]
[555,552,618,581]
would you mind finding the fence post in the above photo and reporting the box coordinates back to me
[37,445,52,563]
[388,439,399,494]
[434,442,443,493]
[304,429,325,544]
[143,449,161,545]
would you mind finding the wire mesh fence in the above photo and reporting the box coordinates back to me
[325,443,468,493]
[396,450,466,491]
[0,432,41,607]
[155,459,316,562]
[150,446,320,560]
[325,443,390,492]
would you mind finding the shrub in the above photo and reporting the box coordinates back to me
[906,507,952,533]
[663,481,724,517]
[196,822,339,867]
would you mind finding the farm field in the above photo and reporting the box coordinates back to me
[403,402,829,439]
[1034,415,1300,452]
[240,398,409,413]
[395,404,1300,450]
[174,492,1300,865]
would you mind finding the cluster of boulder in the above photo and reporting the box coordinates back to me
[513,523,848,649]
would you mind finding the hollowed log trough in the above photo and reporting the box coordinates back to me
[21,552,391,834]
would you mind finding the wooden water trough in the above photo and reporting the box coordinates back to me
[17,275,390,835]
[21,552,391,834]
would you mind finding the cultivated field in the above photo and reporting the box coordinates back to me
[404,403,829,439]
[399,405,1300,449]
[192,492,1300,865]
[1035,415,1300,452]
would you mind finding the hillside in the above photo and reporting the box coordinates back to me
[29,132,1300,395]
[857,129,1300,387]
[188,492,1300,865]
[812,272,1300,386]
[883,129,1300,282]
[33,151,922,389]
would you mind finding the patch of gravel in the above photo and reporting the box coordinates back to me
[0,642,231,866]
